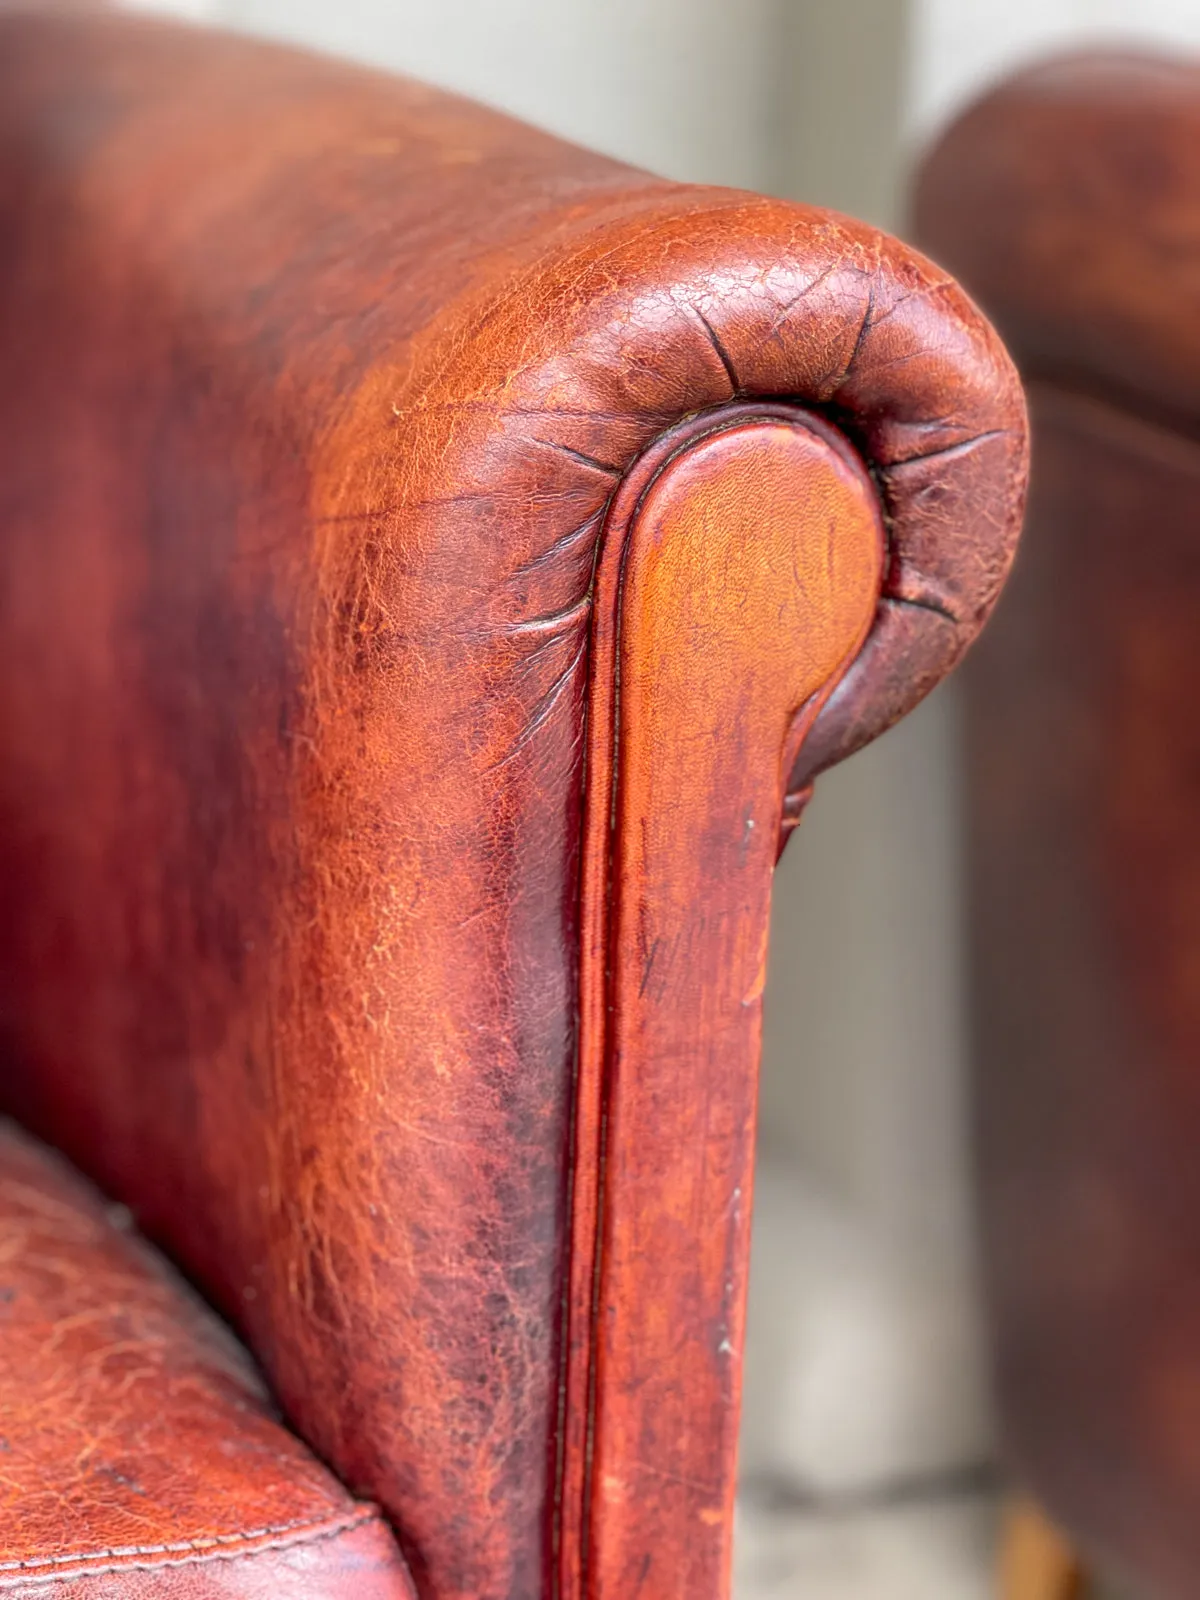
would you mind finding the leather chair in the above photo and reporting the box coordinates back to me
[0,10,1027,1598]
[916,49,1200,1600]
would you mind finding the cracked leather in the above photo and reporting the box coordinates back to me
[0,1120,414,1598]
[0,10,1026,1598]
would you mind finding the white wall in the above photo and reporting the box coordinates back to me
[910,0,1200,138]
[214,0,780,189]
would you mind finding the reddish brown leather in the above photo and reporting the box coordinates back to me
[0,1120,413,1599]
[0,11,1025,1598]
[966,388,1200,1600]
[918,50,1200,1599]
[915,51,1200,434]
[561,409,883,1598]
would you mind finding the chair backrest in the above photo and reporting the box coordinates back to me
[0,11,1026,1598]
[917,50,1200,1596]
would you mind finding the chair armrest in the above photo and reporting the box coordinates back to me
[0,11,1026,1598]
[0,1120,412,1599]
[915,50,1200,430]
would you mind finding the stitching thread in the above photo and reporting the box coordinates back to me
[0,1507,386,1588]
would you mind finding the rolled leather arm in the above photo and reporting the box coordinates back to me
[0,11,1026,1600]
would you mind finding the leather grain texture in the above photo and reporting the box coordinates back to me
[562,410,883,1598]
[0,10,1026,1597]
[915,50,1200,434]
[0,1120,413,1599]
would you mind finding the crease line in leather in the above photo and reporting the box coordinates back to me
[839,273,877,387]
[881,590,959,625]
[880,426,1016,470]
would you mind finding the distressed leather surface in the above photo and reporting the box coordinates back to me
[0,1120,413,1598]
[561,411,884,1598]
[0,11,1026,1597]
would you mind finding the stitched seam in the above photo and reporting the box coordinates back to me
[0,1507,382,1586]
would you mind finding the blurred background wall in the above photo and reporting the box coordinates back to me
[128,0,1200,1543]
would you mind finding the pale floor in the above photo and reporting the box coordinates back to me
[735,1158,1138,1599]
[735,1496,1135,1600]
[733,1491,999,1600]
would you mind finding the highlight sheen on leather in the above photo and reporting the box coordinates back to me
[0,10,1027,1599]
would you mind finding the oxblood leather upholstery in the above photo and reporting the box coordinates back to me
[917,51,1200,1600]
[0,1120,413,1598]
[0,9,1027,1599]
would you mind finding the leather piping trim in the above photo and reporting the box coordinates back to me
[556,401,886,1597]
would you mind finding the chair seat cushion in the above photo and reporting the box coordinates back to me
[0,1121,414,1598]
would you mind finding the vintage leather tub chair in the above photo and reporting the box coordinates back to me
[0,9,1026,1597]
[917,50,1200,1600]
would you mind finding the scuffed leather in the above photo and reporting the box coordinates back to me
[0,11,1026,1598]
[0,1121,413,1598]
